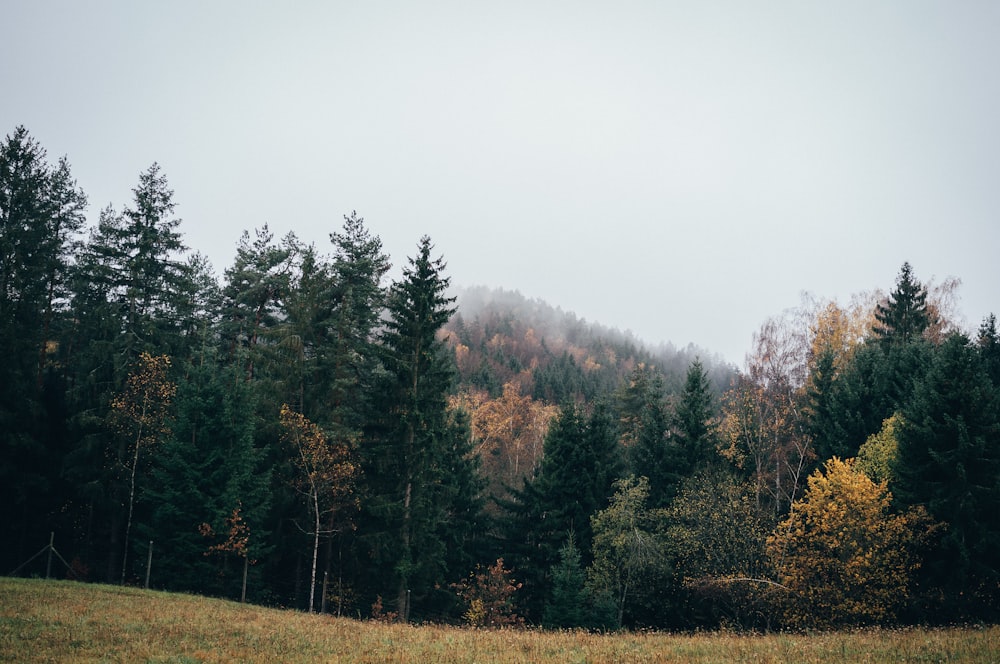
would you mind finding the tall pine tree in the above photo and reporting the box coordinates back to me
[873,262,930,347]
[674,358,717,473]
[0,127,86,572]
[362,235,472,621]
[895,333,1000,618]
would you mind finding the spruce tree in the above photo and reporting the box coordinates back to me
[543,535,587,628]
[503,401,622,620]
[674,358,717,473]
[64,164,195,582]
[977,314,1000,386]
[220,225,295,381]
[0,127,86,572]
[627,395,674,508]
[895,333,1000,618]
[142,357,270,598]
[362,235,464,621]
[873,262,930,347]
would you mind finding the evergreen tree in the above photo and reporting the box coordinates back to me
[361,235,467,621]
[627,395,676,509]
[895,333,1000,618]
[0,127,86,572]
[220,225,295,381]
[324,211,390,434]
[141,357,270,599]
[873,262,930,347]
[617,362,665,450]
[543,535,588,628]
[977,313,1000,386]
[618,363,677,507]
[63,164,194,582]
[503,401,622,621]
[814,341,899,464]
[673,358,717,473]
[437,405,488,608]
[118,163,191,358]
[804,343,844,464]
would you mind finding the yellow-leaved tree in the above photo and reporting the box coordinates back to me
[767,457,927,628]
[109,352,175,585]
[856,413,902,485]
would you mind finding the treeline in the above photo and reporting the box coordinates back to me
[2,126,998,630]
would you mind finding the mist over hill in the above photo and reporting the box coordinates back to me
[447,286,734,402]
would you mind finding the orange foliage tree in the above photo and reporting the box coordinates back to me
[452,557,525,628]
[199,502,253,602]
[453,382,557,505]
[280,404,358,613]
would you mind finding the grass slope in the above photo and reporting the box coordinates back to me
[1,578,997,663]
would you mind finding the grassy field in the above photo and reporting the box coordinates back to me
[1,578,997,663]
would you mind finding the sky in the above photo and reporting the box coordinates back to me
[3,1,999,365]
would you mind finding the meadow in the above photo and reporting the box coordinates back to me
[1,578,996,663]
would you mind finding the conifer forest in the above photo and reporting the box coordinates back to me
[2,125,998,630]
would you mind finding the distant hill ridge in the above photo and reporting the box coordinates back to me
[445,286,733,402]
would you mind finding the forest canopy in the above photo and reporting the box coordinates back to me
[2,126,998,629]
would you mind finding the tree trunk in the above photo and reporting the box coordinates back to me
[397,480,412,621]
[241,556,248,603]
[121,398,147,584]
[309,486,320,612]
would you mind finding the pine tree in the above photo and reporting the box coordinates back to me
[895,333,1000,617]
[543,535,588,628]
[362,235,464,621]
[873,262,930,347]
[674,358,717,473]
[0,127,86,572]
[977,314,1000,386]
[503,401,622,620]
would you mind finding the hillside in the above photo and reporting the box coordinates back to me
[447,286,734,403]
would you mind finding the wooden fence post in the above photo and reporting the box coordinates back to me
[45,532,54,580]
[144,541,153,589]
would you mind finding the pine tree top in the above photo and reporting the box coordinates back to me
[873,262,930,346]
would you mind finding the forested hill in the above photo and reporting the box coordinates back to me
[445,286,733,403]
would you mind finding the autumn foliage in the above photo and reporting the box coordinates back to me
[767,457,929,628]
[452,558,525,628]
[451,382,557,505]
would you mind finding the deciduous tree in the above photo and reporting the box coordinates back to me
[665,467,774,630]
[109,352,176,584]
[280,404,358,613]
[588,476,667,627]
[767,457,926,628]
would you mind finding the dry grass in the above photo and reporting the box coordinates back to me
[1,578,997,663]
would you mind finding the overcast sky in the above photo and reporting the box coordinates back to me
[4,1,998,364]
